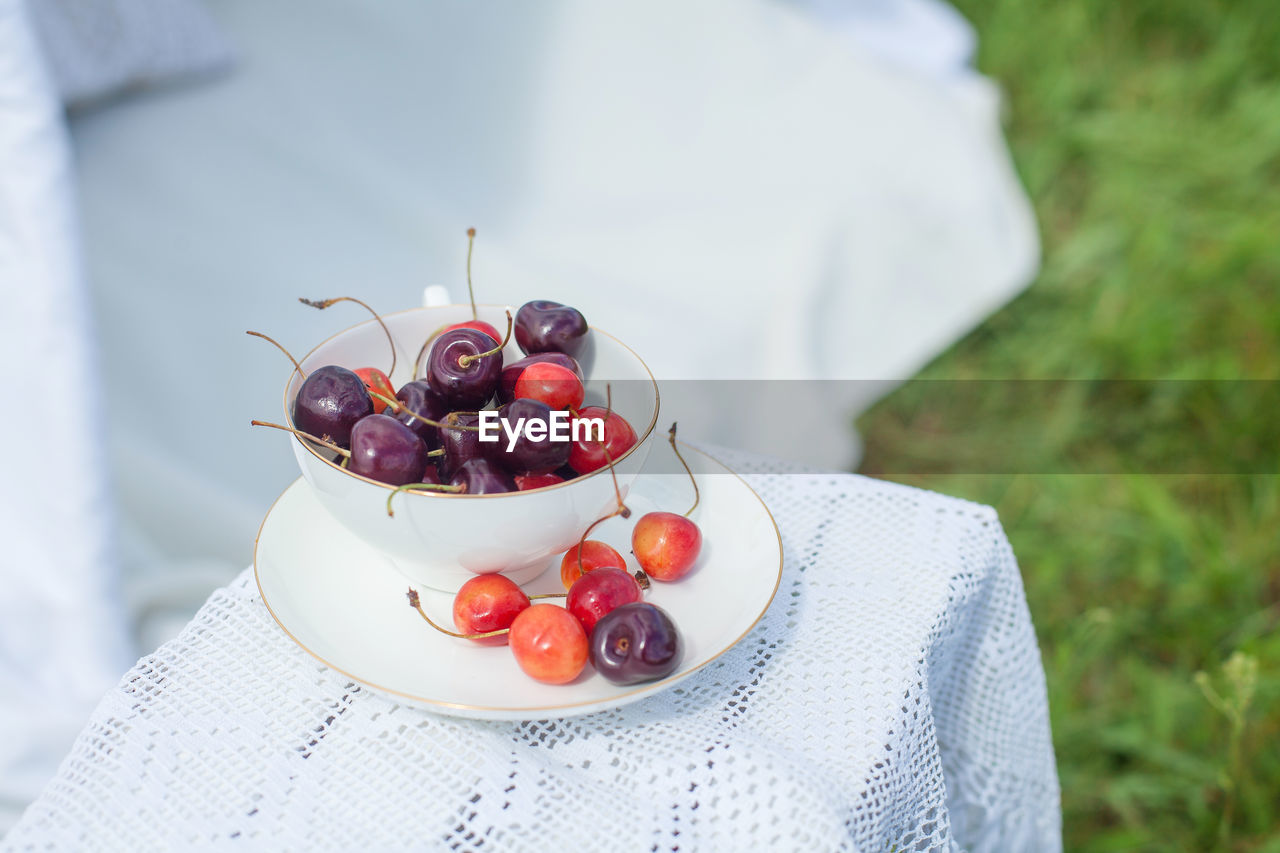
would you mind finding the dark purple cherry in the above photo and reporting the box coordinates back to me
[347,414,428,486]
[438,411,482,479]
[395,380,449,448]
[590,602,681,685]
[514,301,588,359]
[499,352,584,405]
[425,328,504,410]
[483,398,571,476]
[449,457,516,495]
[293,365,374,449]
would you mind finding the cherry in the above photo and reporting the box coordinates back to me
[590,602,681,685]
[293,365,374,448]
[513,362,584,411]
[406,587,511,642]
[356,367,396,414]
[394,380,450,447]
[449,457,516,495]
[347,413,429,485]
[559,539,626,590]
[246,329,379,451]
[631,423,702,581]
[452,574,530,646]
[499,352,584,405]
[508,604,589,684]
[483,398,570,475]
[631,511,701,582]
[424,316,511,410]
[514,300,589,359]
[437,411,482,479]
[566,566,642,633]
[567,406,637,474]
[514,472,564,491]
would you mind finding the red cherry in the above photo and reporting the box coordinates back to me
[508,604,589,684]
[442,320,502,345]
[567,566,642,633]
[567,407,637,474]
[452,574,530,646]
[355,367,396,414]
[631,511,702,582]
[513,362,585,411]
[559,539,627,589]
[514,472,565,491]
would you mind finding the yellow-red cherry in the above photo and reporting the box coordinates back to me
[452,574,530,646]
[559,539,627,589]
[508,604,589,684]
[631,511,701,582]
[355,367,396,414]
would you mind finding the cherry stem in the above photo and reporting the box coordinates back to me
[386,482,465,517]
[573,384,631,580]
[426,448,445,457]
[250,420,349,458]
[601,442,629,520]
[299,296,396,378]
[406,587,509,640]
[528,592,567,600]
[246,330,306,381]
[367,390,479,432]
[466,227,478,321]
[600,384,630,517]
[572,509,626,581]
[668,422,699,517]
[458,310,513,367]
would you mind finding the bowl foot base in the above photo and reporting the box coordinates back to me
[385,556,554,594]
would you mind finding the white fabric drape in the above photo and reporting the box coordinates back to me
[0,0,131,831]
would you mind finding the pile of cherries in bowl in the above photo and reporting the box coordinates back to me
[285,297,638,495]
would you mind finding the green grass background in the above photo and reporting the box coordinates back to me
[855,1,1280,849]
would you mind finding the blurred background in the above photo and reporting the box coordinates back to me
[858,1,1280,849]
[2,0,1277,848]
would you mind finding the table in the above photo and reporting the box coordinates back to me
[3,448,1060,851]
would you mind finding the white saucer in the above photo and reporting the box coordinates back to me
[254,445,782,721]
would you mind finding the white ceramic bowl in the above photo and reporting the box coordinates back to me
[284,305,659,592]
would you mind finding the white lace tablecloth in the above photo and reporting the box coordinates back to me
[3,449,1060,852]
